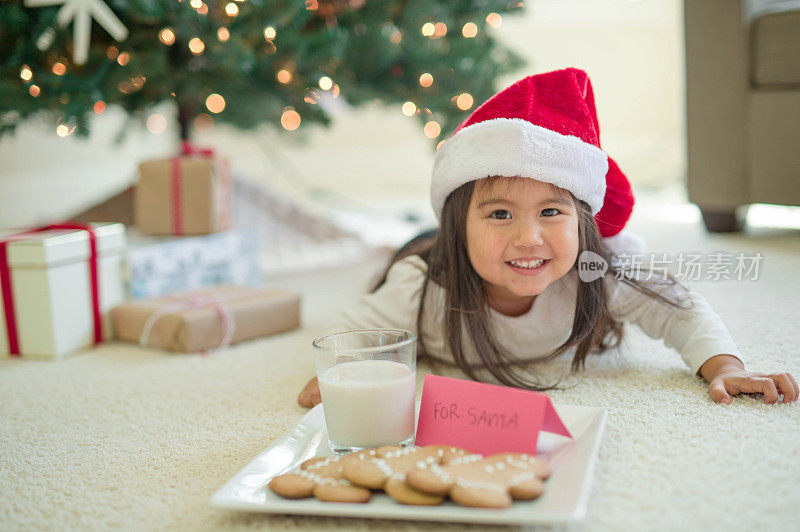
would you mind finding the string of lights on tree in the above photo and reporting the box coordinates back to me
[0,0,525,146]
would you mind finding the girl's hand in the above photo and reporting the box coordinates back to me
[297,376,321,408]
[708,367,799,405]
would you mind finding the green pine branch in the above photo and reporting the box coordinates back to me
[0,0,526,145]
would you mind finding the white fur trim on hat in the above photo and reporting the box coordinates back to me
[430,118,608,219]
[603,229,647,256]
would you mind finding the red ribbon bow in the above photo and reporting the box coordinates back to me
[180,139,215,157]
[0,223,103,356]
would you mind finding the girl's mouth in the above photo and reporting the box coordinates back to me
[506,259,549,275]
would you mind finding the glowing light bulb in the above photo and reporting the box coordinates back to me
[276,69,292,84]
[20,66,32,81]
[205,93,226,113]
[433,22,447,37]
[486,13,502,28]
[117,52,130,65]
[52,62,66,75]
[264,26,276,40]
[93,101,106,114]
[194,113,214,132]
[281,109,301,130]
[424,121,441,138]
[217,28,230,41]
[29,85,40,97]
[56,124,69,137]
[419,73,433,87]
[159,28,175,45]
[456,92,474,110]
[402,101,416,117]
[189,38,205,54]
[421,22,435,37]
[225,2,238,16]
[318,76,333,90]
[146,113,168,134]
[462,22,478,38]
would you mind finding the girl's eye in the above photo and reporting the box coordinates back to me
[541,208,561,217]
[489,210,512,220]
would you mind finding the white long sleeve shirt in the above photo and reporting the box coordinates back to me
[325,255,743,377]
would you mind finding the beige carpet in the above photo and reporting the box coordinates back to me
[2,190,799,531]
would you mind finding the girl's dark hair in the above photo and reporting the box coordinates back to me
[369,177,692,391]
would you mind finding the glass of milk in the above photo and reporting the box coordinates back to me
[313,329,417,453]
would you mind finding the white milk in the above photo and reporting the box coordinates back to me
[318,359,416,447]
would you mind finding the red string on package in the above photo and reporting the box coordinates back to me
[137,291,237,355]
[171,140,230,235]
[0,223,103,356]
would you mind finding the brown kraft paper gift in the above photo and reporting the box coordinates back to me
[110,286,301,352]
[135,154,231,235]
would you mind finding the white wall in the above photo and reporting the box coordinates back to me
[0,0,685,229]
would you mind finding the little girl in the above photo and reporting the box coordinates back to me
[298,68,797,408]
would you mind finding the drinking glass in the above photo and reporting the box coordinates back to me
[313,328,417,453]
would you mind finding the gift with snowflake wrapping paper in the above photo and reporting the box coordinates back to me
[125,226,261,299]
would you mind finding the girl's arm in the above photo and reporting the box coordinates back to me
[609,280,742,377]
[699,354,798,405]
[609,280,797,404]
[698,354,745,381]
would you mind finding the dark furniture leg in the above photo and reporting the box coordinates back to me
[698,207,747,232]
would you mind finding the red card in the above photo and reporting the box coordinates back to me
[414,374,572,455]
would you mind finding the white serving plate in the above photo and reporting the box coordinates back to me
[210,402,607,525]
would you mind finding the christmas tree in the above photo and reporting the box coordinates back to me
[0,0,525,143]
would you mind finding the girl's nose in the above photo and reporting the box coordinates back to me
[513,219,545,247]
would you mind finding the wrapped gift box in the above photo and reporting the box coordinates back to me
[135,145,231,235]
[0,223,126,359]
[126,226,261,299]
[110,286,301,352]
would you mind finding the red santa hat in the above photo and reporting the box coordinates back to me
[431,67,645,255]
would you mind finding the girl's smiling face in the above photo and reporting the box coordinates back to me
[466,176,580,317]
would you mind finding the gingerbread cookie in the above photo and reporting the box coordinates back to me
[268,451,375,503]
[342,445,473,505]
[406,453,550,508]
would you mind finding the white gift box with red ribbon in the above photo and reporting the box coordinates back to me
[0,223,126,359]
